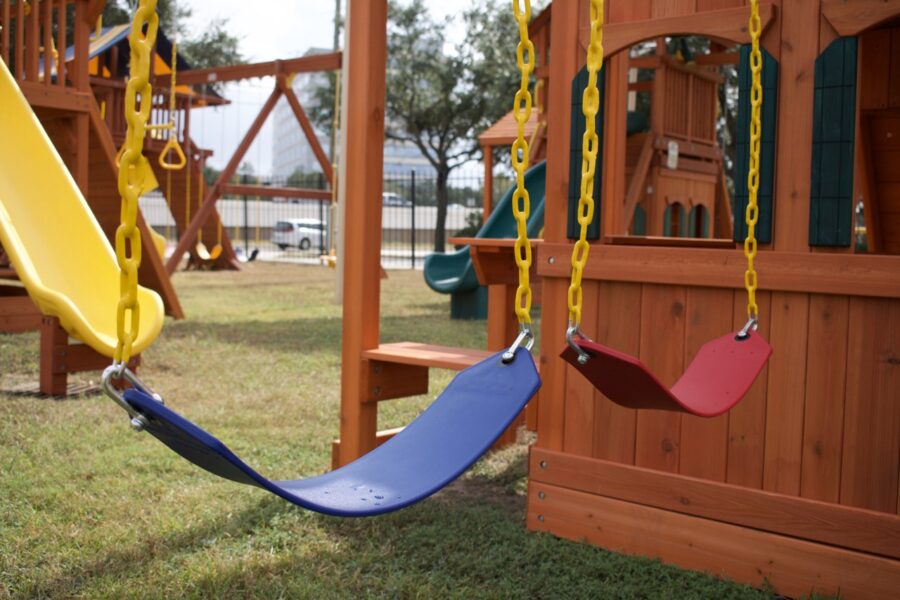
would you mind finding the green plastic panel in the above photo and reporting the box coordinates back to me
[809,37,857,247]
[734,45,778,244]
[568,65,604,240]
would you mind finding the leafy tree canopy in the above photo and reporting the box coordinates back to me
[101,0,243,70]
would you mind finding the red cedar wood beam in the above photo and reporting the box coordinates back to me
[280,79,335,183]
[220,184,332,201]
[165,86,283,272]
[174,52,342,86]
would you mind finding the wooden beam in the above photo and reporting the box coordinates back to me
[337,0,387,468]
[362,342,492,371]
[537,243,900,299]
[623,134,655,231]
[166,86,283,273]
[821,0,900,37]
[530,448,900,560]
[220,184,331,201]
[174,52,342,86]
[528,482,900,599]
[599,4,777,58]
[654,136,721,161]
[280,81,335,183]
[694,51,740,66]
[858,116,882,252]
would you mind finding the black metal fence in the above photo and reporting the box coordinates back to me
[140,171,515,268]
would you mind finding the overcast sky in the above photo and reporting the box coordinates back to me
[185,0,479,174]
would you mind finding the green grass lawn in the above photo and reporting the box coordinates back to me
[0,264,777,599]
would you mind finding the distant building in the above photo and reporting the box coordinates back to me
[272,48,435,179]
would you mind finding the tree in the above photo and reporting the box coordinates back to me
[308,0,528,252]
[386,0,523,252]
[101,0,243,72]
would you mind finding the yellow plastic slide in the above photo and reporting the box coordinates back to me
[0,60,163,357]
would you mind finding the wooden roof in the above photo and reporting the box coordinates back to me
[478,109,540,147]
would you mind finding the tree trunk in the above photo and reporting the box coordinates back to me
[433,167,450,253]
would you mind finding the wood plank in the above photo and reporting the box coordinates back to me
[281,83,335,183]
[679,287,733,481]
[531,447,900,559]
[537,243,900,299]
[604,235,736,248]
[563,280,599,457]
[528,484,900,599]
[591,281,640,464]
[763,292,810,496]
[635,284,685,472]
[800,294,849,503]
[19,82,91,112]
[535,0,581,454]
[362,360,428,403]
[336,0,387,467]
[840,297,900,513]
[821,0,900,37]
[891,27,900,109]
[599,4,775,57]
[773,0,820,251]
[726,291,772,489]
[362,343,492,371]
[332,427,402,470]
[623,134,656,231]
[174,52,342,86]
[859,29,891,111]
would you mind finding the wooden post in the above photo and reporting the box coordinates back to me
[483,143,494,218]
[39,317,67,396]
[336,0,388,467]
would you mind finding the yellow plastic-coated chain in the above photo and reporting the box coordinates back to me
[159,42,187,170]
[745,0,762,320]
[114,0,159,364]
[567,0,604,328]
[510,0,535,326]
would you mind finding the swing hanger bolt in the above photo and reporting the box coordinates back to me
[566,323,593,365]
[502,325,535,364]
[736,316,759,341]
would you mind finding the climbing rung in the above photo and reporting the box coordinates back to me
[331,426,404,470]
[362,342,493,371]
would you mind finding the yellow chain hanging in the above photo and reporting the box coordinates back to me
[114,0,159,365]
[567,0,604,329]
[744,0,762,323]
[510,0,535,329]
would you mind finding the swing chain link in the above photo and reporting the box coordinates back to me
[510,0,535,333]
[567,0,604,329]
[744,0,762,322]
[113,0,158,365]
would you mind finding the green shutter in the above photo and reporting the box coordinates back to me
[734,45,778,244]
[568,65,604,240]
[632,204,647,236]
[809,37,857,247]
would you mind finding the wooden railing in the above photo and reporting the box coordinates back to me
[659,60,719,145]
[92,77,193,146]
[0,0,92,91]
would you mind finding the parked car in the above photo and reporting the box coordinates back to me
[382,192,412,207]
[271,218,325,251]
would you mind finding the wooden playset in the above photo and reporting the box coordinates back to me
[1,0,898,597]
[335,1,900,597]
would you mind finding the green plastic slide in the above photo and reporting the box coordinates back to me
[424,161,546,298]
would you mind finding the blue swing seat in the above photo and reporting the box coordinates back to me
[123,349,539,517]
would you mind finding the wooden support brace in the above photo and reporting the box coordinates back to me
[363,360,429,403]
[281,80,335,183]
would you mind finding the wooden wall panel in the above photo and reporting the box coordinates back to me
[608,0,653,24]
[840,297,900,513]
[679,287,734,481]
[696,0,745,11]
[651,0,697,19]
[763,292,810,495]
[563,280,600,456]
[635,284,686,472]
[800,294,849,503]
[591,281,640,464]
[891,27,900,109]
[859,29,890,111]
[727,291,772,488]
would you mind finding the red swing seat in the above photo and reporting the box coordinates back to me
[561,330,772,418]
